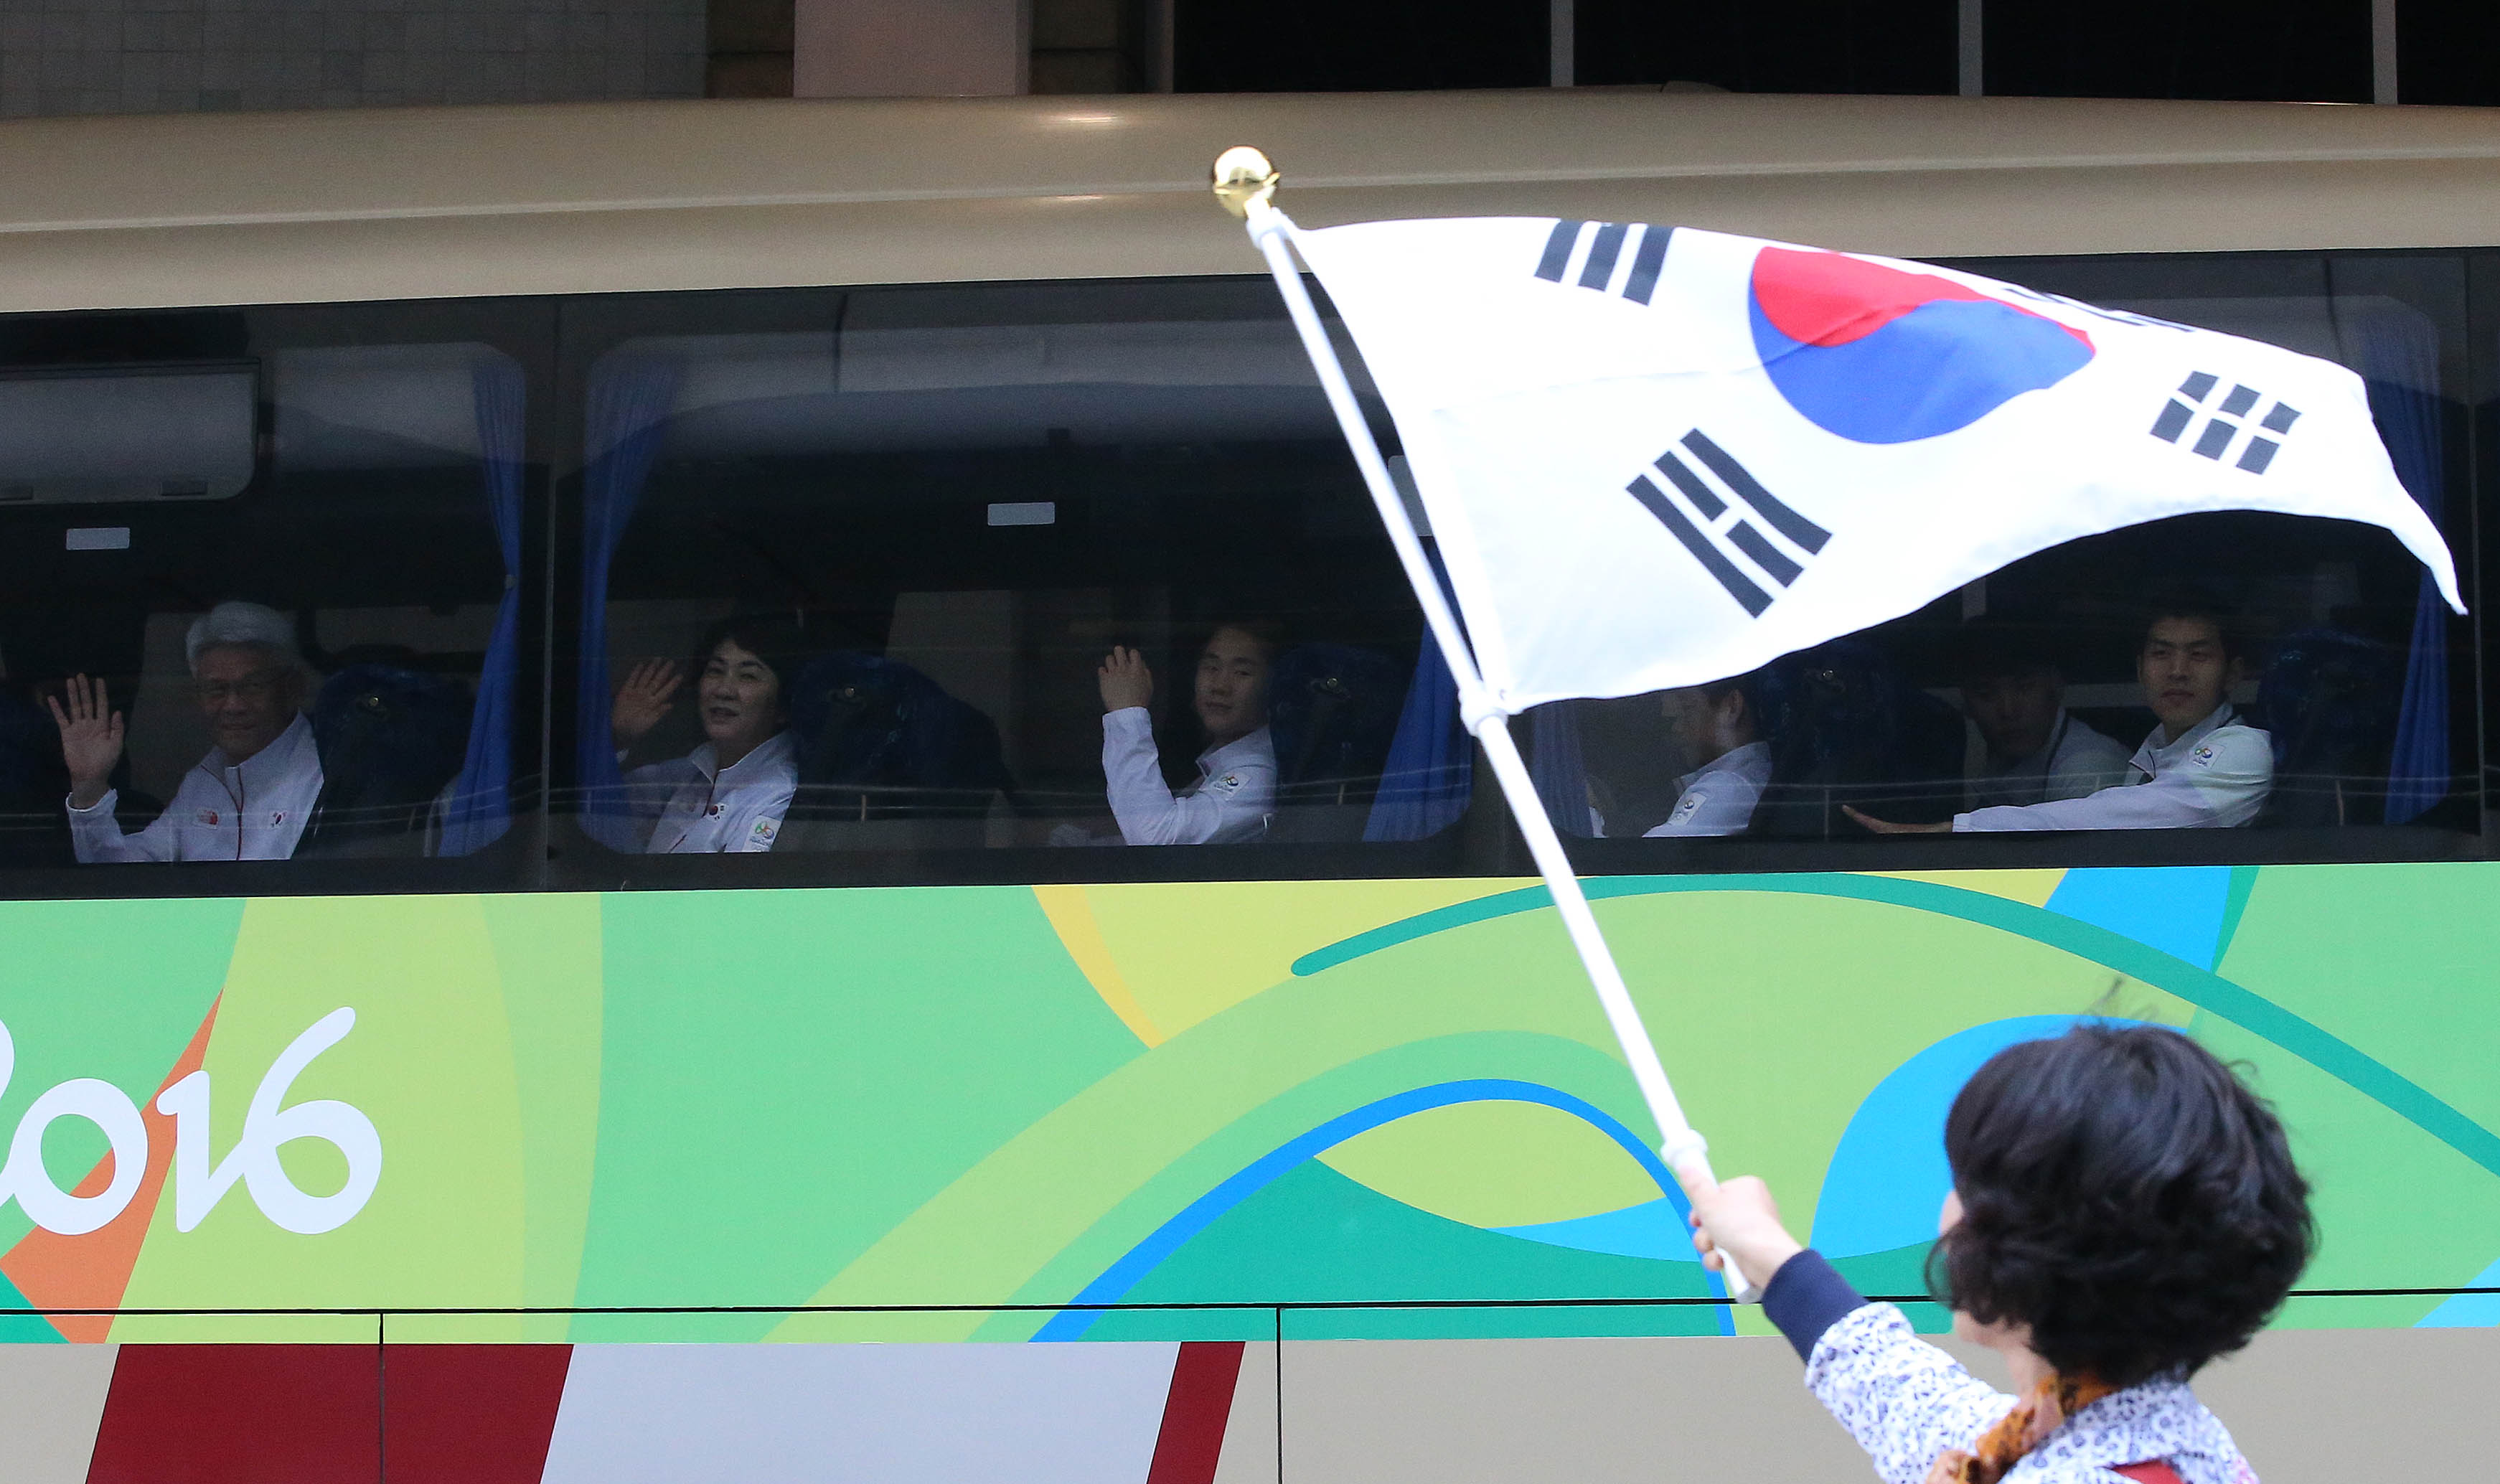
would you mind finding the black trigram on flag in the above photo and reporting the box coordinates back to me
[2151,372,2301,474]
[1534,220,1677,305]
[1625,431,1831,617]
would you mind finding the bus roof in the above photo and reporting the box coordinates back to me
[6,90,2500,312]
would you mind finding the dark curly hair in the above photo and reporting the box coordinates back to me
[1927,1023,2313,1386]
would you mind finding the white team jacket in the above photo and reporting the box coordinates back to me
[1645,738,1774,837]
[67,713,324,863]
[1955,704,2272,832]
[1967,709,2136,809]
[1101,708,1275,846]
[629,731,799,853]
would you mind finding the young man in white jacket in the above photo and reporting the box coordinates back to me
[1587,677,1772,838]
[1848,607,2271,835]
[1068,622,1279,847]
[1954,629,2133,810]
[50,601,324,863]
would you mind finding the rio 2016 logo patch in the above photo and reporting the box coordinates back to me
[0,1008,380,1238]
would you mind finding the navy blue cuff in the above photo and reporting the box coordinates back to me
[1760,1249,1869,1362]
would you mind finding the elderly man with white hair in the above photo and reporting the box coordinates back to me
[47,601,324,862]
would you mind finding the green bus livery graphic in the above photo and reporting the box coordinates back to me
[0,860,2494,1346]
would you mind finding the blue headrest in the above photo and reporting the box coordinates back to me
[786,651,1010,797]
[1758,639,1960,784]
[1268,642,1404,789]
[0,688,67,804]
[310,663,474,812]
[2257,628,2401,774]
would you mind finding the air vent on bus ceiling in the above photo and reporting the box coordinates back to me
[605,324,1382,460]
[273,343,515,471]
[0,365,255,504]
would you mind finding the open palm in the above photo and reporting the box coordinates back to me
[46,674,125,807]
[612,658,683,748]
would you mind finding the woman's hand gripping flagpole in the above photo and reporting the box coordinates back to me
[1214,147,1760,1305]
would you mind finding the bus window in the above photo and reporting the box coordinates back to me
[570,278,1452,867]
[0,319,530,875]
[1554,254,2478,853]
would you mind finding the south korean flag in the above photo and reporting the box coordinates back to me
[1290,218,2464,713]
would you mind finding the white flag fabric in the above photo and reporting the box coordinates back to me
[1290,217,2466,713]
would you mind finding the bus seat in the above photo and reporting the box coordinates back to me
[1754,639,1964,838]
[2255,628,2403,827]
[0,687,63,800]
[0,687,72,867]
[299,663,476,858]
[784,651,1014,825]
[1264,642,1404,844]
[1269,642,1402,799]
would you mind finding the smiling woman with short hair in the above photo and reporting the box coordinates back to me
[609,615,807,853]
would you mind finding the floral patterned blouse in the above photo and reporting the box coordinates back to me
[1770,1254,2261,1484]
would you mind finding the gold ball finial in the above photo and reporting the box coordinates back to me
[1211,146,1279,219]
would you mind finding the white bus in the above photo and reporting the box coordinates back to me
[0,90,2489,1482]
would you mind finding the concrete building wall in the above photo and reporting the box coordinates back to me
[0,0,705,117]
[791,0,1025,98]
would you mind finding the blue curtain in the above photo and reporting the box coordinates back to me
[438,357,525,856]
[575,354,684,850]
[1356,550,1597,842]
[2349,309,2449,822]
[1363,553,1474,841]
[1529,700,1594,837]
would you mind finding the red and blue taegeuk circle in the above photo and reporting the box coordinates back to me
[1749,248,2095,443]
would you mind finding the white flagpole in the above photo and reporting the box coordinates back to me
[1219,154,1759,1304]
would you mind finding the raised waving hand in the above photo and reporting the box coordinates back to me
[1096,647,1154,714]
[47,674,125,810]
[611,658,684,750]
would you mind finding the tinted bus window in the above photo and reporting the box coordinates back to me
[1543,252,2480,855]
[567,280,1453,871]
[0,310,535,878]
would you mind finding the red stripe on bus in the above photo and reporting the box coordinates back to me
[1145,1340,1248,1484]
[89,1344,380,1483]
[382,1343,574,1484]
